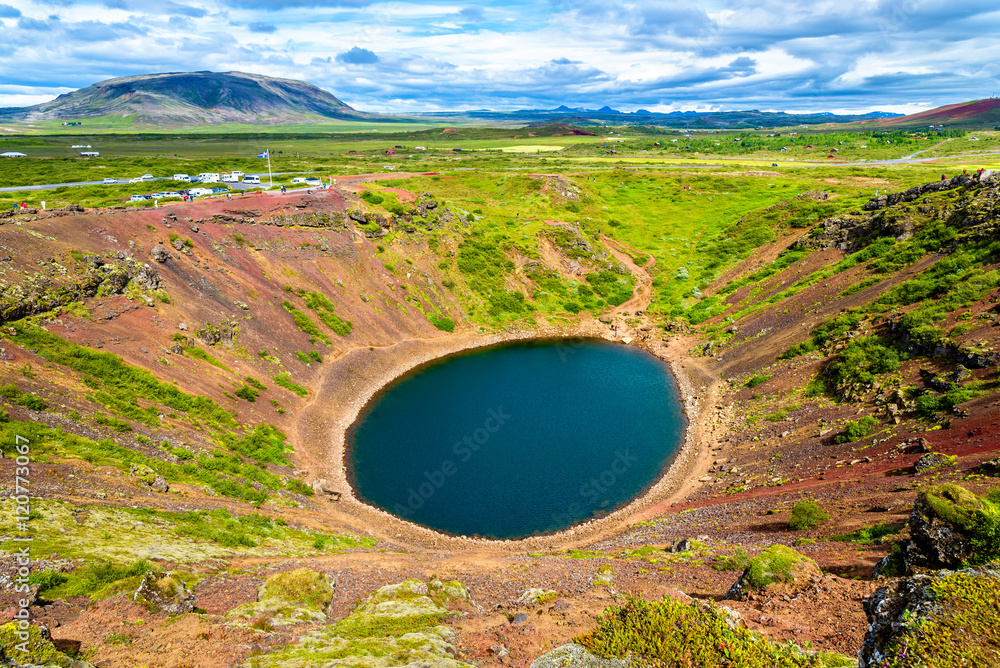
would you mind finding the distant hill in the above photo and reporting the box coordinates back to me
[857,98,1000,129]
[416,107,902,129]
[0,71,373,127]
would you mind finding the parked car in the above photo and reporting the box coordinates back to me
[129,195,148,202]
[140,174,155,181]
[242,175,261,184]
[172,174,191,182]
[129,177,143,184]
[230,170,244,178]
[102,177,118,185]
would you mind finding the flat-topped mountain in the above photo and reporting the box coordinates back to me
[0,71,371,126]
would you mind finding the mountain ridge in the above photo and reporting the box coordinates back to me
[0,70,373,127]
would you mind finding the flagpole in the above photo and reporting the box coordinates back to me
[267,149,273,187]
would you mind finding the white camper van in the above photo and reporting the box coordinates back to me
[197,173,220,183]
[221,173,240,183]
[242,175,261,185]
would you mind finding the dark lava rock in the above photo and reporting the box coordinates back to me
[929,365,971,392]
[860,567,1000,668]
[510,612,529,625]
[668,538,693,553]
[913,452,954,473]
[171,238,185,251]
[860,573,938,667]
[896,438,930,454]
[552,599,573,613]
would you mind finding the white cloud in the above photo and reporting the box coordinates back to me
[0,0,996,113]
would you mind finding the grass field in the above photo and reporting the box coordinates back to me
[1,126,996,260]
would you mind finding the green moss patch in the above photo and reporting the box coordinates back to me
[1,499,374,566]
[0,622,78,667]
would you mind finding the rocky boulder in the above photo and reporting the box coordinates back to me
[517,588,557,605]
[133,571,196,615]
[311,478,341,500]
[724,544,821,601]
[150,245,170,263]
[195,322,236,347]
[128,463,167,491]
[912,451,955,473]
[929,365,971,392]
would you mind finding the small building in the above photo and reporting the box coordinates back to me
[0,152,26,158]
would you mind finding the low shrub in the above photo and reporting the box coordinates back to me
[745,374,772,388]
[789,500,829,531]
[234,385,259,402]
[274,373,308,398]
[745,544,812,589]
[428,314,455,332]
[712,547,750,571]
[835,415,880,443]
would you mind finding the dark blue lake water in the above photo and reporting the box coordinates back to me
[347,339,685,539]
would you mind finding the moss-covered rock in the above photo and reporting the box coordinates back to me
[531,643,631,668]
[241,577,472,668]
[593,564,615,587]
[228,568,333,626]
[725,545,821,601]
[133,570,196,614]
[258,568,333,611]
[0,622,94,667]
[860,567,1000,668]
[517,588,558,605]
[904,483,1000,571]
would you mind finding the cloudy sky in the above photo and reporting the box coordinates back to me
[0,0,998,114]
